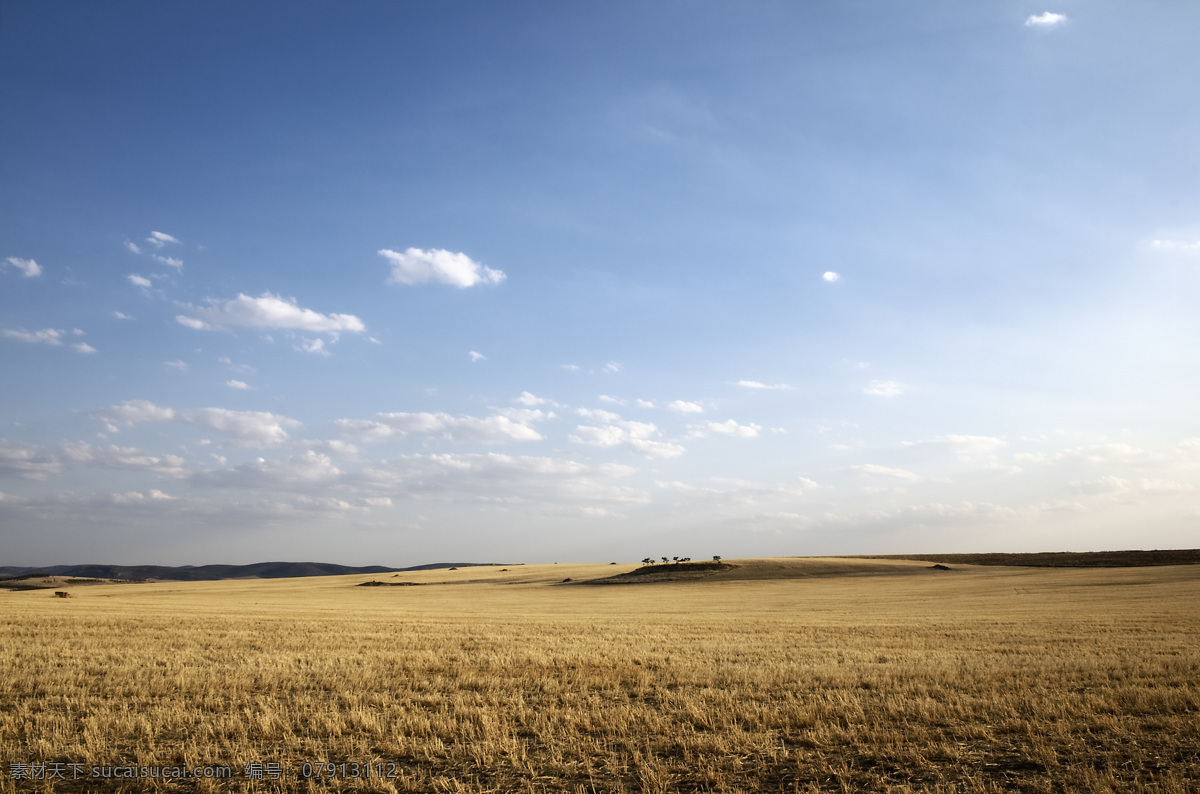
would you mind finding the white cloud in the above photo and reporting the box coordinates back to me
[903,435,1007,456]
[146,231,181,248]
[124,241,142,255]
[636,399,655,408]
[153,255,183,269]
[0,440,63,480]
[599,395,626,405]
[1150,239,1200,252]
[58,441,188,477]
[667,400,704,414]
[516,392,549,407]
[570,417,685,458]
[469,350,486,362]
[128,274,152,288]
[355,452,644,507]
[603,361,622,374]
[226,380,250,390]
[688,419,762,438]
[113,311,134,320]
[193,451,341,490]
[178,293,365,337]
[336,411,544,444]
[1016,443,1161,467]
[380,248,505,288]
[1071,476,1193,496]
[848,464,922,482]
[165,360,189,371]
[736,380,793,390]
[864,380,903,397]
[3,257,42,277]
[111,489,177,504]
[295,338,331,356]
[3,328,64,346]
[822,271,840,282]
[1025,12,1067,27]
[72,342,97,354]
[561,364,580,371]
[88,400,300,447]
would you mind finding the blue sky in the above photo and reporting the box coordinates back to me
[2,1,1198,566]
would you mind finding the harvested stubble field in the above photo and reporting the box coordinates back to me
[1,558,1198,793]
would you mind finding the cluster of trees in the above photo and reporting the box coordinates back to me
[640,556,721,565]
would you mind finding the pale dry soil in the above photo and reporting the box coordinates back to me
[1,558,1197,792]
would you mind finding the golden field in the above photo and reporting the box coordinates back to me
[1,558,1198,792]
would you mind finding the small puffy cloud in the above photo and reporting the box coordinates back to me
[58,441,187,477]
[516,392,549,407]
[688,419,762,438]
[469,350,486,362]
[128,274,152,288]
[0,439,63,480]
[737,380,793,390]
[165,360,189,371]
[599,395,626,405]
[667,400,704,414]
[864,380,903,397]
[178,292,365,336]
[822,271,840,282]
[193,451,341,490]
[570,417,684,458]
[848,463,922,482]
[380,248,505,288]
[153,255,183,269]
[602,361,622,374]
[72,342,97,354]
[636,399,655,408]
[1025,12,1067,27]
[88,400,300,447]
[336,411,544,444]
[226,379,250,390]
[146,231,181,248]
[295,338,330,356]
[111,489,176,504]
[3,328,64,346]
[113,311,134,320]
[124,241,142,255]
[363,496,393,507]
[3,257,42,277]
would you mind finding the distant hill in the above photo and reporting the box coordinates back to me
[857,550,1200,567]
[0,561,510,582]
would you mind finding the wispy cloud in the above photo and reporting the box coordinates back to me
[128,274,152,288]
[295,338,331,356]
[113,311,134,320]
[146,231,181,248]
[848,463,922,482]
[903,435,1007,456]
[380,248,505,288]
[667,400,704,414]
[336,411,545,444]
[688,419,762,438]
[153,255,183,269]
[736,380,793,390]
[226,380,250,390]
[469,350,486,362]
[177,292,365,335]
[88,400,301,447]
[864,380,903,397]
[3,257,42,278]
[1025,12,1067,28]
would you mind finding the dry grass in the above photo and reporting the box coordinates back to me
[1,559,1198,792]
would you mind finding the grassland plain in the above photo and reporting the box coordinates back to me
[1,558,1197,793]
